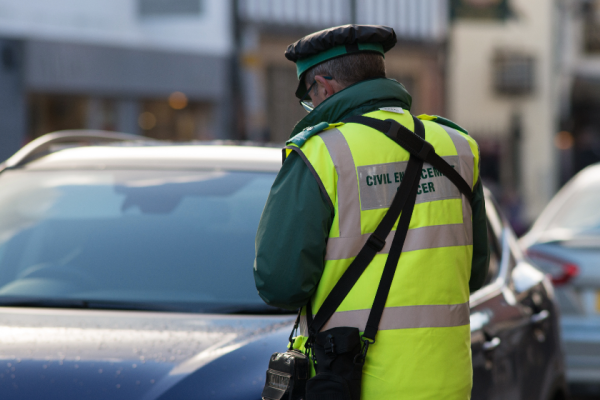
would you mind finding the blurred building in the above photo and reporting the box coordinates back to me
[0,0,234,161]
[237,0,450,143]
[0,0,580,230]
[447,0,569,230]
[0,0,451,161]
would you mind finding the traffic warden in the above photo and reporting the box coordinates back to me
[254,24,489,399]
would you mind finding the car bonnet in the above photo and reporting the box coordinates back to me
[0,307,293,399]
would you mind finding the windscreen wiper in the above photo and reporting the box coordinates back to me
[0,297,186,312]
[211,304,296,315]
[0,298,299,314]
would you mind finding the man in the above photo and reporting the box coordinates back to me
[254,25,489,399]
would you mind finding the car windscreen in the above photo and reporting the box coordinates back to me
[0,169,279,313]
[544,177,600,233]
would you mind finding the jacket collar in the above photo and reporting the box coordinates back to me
[290,78,412,137]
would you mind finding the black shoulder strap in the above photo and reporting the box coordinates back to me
[362,155,420,341]
[343,115,473,202]
[308,116,425,337]
[361,117,425,342]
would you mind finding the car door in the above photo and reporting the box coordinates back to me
[471,194,557,400]
[470,205,522,400]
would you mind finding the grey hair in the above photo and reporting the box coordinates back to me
[304,52,387,92]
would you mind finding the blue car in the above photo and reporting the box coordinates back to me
[0,131,566,399]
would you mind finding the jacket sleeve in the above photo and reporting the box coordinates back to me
[254,151,334,310]
[469,179,490,293]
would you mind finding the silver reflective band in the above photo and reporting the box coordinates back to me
[299,302,470,336]
[325,223,471,260]
[439,125,474,190]
[438,124,475,243]
[320,129,362,238]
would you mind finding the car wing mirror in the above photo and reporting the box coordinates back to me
[511,260,545,294]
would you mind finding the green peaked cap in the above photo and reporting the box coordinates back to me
[285,24,397,99]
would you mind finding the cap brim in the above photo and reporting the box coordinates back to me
[295,78,307,99]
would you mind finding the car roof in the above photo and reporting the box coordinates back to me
[14,144,283,173]
[573,162,600,184]
[520,162,600,246]
[0,130,284,173]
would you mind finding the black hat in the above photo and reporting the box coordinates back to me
[285,24,397,99]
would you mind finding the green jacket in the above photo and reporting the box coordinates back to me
[254,78,489,310]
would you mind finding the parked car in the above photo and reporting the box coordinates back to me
[0,131,566,399]
[521,162,600,395]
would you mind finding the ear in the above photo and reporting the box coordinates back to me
[315,75,336,98]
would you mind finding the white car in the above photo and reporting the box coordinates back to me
[521,162,600,396]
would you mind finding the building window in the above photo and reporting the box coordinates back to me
[139,0,203,17]
[28,94,214,142]
[28,94,89,140]
[493,52,535,96]
[584,0,600,53]
[450,0,512,21]
[139,99,214,141]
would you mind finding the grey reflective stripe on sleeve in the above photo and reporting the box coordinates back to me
[438,124,475,244]
[325,223,470,260]
[320,128,362,237]
[299,302,470,335]
[438,125,474,190]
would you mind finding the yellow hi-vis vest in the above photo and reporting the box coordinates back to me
[284,110,480,400]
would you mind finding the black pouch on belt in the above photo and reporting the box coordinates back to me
[261,311,310,400]
[306,327,363,400]
[262,349,310,400]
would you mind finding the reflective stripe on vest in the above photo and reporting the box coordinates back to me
[440,123,474,245]
[325,223,471,260]
[319,129,362,237]
[298,301,470,337]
